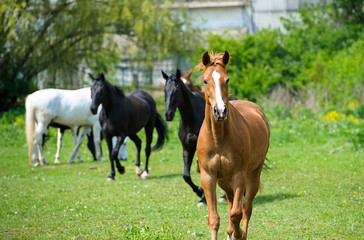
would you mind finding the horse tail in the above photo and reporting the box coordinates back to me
[25,96,36,163]
[262,157,271,172]
[151,113,169,151]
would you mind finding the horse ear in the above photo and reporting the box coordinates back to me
[89,73,95,81]
[176,69,181,79]
[222,50,230,66]
[202,51,211,66]
[100,73,105,82]
[161,70,169,80]
[186,69,193,78]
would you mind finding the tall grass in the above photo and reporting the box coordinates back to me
[0,102,363,239]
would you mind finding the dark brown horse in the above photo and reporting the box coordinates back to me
[196,51,270,240]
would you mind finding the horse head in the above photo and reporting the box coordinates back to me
[197,51,230,122]
[162,69,182,121]
[89,73,105,115]
[181,69,204,95]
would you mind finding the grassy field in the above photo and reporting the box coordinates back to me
[0,102,363,239]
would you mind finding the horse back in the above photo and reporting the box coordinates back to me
[125,90,156,132]
[230,100,270,137]
[29,88,96,126]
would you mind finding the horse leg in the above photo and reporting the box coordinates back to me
[118,138,128,161]
[140,125,154,179]
[105,135,117,181]
[111,135,126,175]
[69,127,78,163]
[242,167,263,239]
[182,148,204,199]
[113,137,127,161]
[200,170,219,240]
[75,126,84,162]
[129,134,143,177]
[68,127,89,163]
[229,174,246,240]
[92,125,105,162]
[86,130,97,161]
[34,121,49,166]
[225,189,235,240]
[32,123,39,166]
[54,128,64,164]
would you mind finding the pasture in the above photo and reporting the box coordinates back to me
[0,101,363,239]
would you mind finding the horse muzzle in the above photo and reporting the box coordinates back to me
[90,105,98,115]
[213,105,227,122]
[164,111,175,121]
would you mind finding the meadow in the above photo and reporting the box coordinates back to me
[0,100,363,239]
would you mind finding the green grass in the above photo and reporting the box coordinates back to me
[0,106,363,239]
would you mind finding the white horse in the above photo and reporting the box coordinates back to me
[26,88,106,166]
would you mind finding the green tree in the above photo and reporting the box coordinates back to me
[0,0,197,112]
[193,0,363,109]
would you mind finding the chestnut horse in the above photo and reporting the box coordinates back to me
[196,51,270,240]
[180,69,204,97]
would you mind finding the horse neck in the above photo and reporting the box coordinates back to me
[177,84,196,125]
[102,81,121,113]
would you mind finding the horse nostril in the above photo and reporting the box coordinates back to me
[213,106,218,114]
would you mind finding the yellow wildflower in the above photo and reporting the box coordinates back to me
[15,117,23,125]
[348,100,359,110]
[347,114,359,124]
[325,111,340,123]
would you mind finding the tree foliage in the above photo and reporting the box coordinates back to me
[0,0,197,112]
[193,0,364,110]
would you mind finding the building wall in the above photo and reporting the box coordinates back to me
[252,0,323,31]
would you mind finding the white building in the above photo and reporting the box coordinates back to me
[172,0,328,33]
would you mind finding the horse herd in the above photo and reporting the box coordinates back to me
[25,51,270,240]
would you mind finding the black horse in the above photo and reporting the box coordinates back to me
[162,69,211,206]
[90,73,168,180]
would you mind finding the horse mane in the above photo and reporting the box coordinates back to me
[195,52,229,82]
[104,79,125,97]
[113,85,125,97]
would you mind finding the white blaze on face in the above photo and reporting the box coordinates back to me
[212,70,225,116]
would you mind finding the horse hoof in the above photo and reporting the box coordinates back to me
[107,177,114,181]
[117,166,125,174]
[197,201,207,207]
[33,162,40,167]
[141,171,148,179]
[136,167,142,177]
[78,159,84,163]
[54,159,60,164]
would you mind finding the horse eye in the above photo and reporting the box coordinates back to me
[203,79,208,84]
[226,78,229,83]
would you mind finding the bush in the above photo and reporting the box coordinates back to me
[193,1,363,112]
